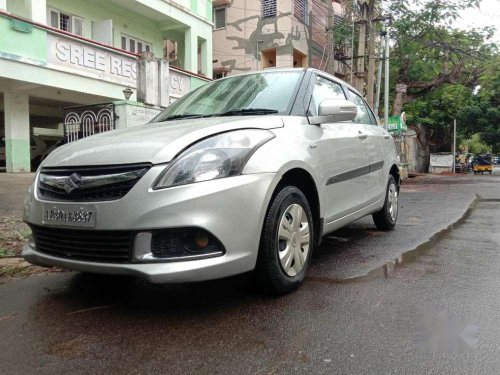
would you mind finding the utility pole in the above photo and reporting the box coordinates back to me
[453,118,457,172]
[350,18,355,85]
[366,0,377,107]
[374,42,384,116]
[355,2,368,93]
[384,25,390,128]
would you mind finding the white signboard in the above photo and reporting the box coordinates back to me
[169,70,191,99]
[47,34,137,86]
[430,153,453,167]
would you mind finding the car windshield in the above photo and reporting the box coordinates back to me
[153,70,303,122]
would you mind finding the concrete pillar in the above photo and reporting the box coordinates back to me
[29,0,47,24]
[199,36,212,78]
[4,92,31,173]
[184,28,198,74]
[0,0,6,12]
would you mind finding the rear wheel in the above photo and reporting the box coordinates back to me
[373,175,399,231]
[255,186,313,295]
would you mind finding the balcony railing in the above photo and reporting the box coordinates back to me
[0,10,211,87]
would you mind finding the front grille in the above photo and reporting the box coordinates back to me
[31,225,134,263]
[38,163,151,202]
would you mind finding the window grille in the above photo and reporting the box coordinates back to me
[59,13,71,32]
[294,0,308,24]
[262,0,277,18]
[214,7,226,29]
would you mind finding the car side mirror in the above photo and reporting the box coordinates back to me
[309,99,358,125]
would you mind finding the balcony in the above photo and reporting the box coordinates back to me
[0,11,211,103]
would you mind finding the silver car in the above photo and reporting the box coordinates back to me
[23,68,400,294]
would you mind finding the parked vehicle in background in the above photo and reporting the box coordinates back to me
[492,156,499,164]
[23,68,400,294]
[0,135,47,171]
[473,156,493,174]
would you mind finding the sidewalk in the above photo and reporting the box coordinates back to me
[0,173,34,259]
[0,173,35,218]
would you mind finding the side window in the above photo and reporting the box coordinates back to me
[348,90,375,125]
[309,75,346,116]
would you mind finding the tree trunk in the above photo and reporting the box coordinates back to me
[414,124,430,173]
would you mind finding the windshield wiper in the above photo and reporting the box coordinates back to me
[216,108,279,117]
[162,114,209,121]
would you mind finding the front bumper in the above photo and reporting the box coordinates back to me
[23,167,278,283]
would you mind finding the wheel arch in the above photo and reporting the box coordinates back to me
[274,167,323,246]
[389,164,401,188]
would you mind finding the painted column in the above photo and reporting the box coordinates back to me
[184,27,198,74]
[4,92,31,173]
[204,34,213,78]
[29,0,47,24]
[200,37,208,77]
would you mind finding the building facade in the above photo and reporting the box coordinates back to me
[212,0,346,79]
[0,0,213,172]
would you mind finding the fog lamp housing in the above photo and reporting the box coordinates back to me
[133,228,225,262]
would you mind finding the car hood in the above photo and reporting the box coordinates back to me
[43,116,284,167]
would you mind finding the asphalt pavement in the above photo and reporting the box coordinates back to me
[1,170,500,374]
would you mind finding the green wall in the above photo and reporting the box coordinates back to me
[0,17,47,62]
[47,0,165,58]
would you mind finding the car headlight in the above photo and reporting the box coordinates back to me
[153,129,275,189]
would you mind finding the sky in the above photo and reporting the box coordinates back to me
[455,0,500,43]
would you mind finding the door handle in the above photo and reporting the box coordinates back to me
[358,131,368,140]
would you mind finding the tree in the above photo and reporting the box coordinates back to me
[385,0,498,171]
[461,133,490,154]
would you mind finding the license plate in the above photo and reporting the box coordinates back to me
[42,204,96,228]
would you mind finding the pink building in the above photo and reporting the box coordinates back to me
[212,0,347,78]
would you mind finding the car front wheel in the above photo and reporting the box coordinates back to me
[372,175,399,231]
[255,186,313,294]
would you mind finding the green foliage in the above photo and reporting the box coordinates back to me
[461,133,490,154]
[387,0,499,151]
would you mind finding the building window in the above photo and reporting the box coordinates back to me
[213,7,226,29]
[294,0,308,24]
[262,0,277,18]
[48,8,84,36]
[214,71,227,79]
[121,35,152,54]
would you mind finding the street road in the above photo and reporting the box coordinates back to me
[1,172,500,374]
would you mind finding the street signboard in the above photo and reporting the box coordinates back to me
[386,112,408,133]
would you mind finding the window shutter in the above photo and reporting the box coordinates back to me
[73,17,83,36]
[50,10,59,28]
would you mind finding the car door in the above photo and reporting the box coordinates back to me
[308,74,370,223]
[347,89,387,203]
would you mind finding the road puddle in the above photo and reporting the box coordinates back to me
[308,198,486,284]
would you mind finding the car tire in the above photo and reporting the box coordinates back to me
[372,175,399,231]
[255,185,314,295]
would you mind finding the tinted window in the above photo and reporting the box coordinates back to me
[30,137,36,147]
[309,75,346,116]
[349,90,376,125]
